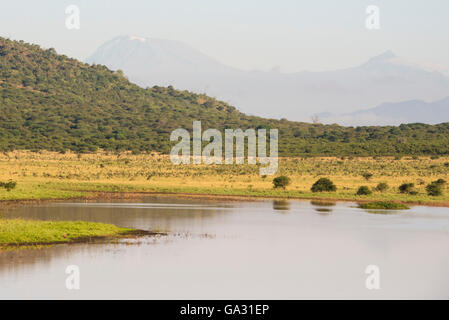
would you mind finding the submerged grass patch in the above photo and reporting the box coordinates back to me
[358,201,410,210]
[0,219,132,247]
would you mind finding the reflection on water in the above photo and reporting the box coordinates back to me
[1,197,449,299]
[311,200,336,214]
[310,201,337,207]
[314,208,333,214]
[2,197,232,233]
[362,209,402,215]
[272,200,290,211]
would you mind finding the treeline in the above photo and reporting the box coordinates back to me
[1,37,449,156]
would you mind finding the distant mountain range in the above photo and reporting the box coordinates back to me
[87,35,449,124]
[320,96,449,126]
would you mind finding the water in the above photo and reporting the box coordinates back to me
[1,197,449,299]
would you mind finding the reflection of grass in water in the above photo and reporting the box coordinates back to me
[363,209,401,215]
[310,201,336,207]
[358,202,409,210]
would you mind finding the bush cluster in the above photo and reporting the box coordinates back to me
[426,179,446,196]
[273,176,291,189]
[311,178,337,193]
[0,180,17,191]
[356,186,372,196]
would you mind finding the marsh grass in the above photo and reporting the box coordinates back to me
[0,219,132,247]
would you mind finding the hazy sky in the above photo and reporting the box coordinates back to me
[1,0,448,72]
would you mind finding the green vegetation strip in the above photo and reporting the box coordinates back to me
[358,202,410,210]
[0,219,133,247]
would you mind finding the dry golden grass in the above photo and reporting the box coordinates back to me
[0,150,448,204]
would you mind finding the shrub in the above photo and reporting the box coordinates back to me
[426,183,442,196]
[426,179,445,196]
[273,176,291,189]
[311,178,336,193]
[362,172,373,181]
[356,186,372,195]
[399,183,415,194]
[0,180,17,192]
[375,182,388,192]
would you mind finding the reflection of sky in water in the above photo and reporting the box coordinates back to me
[1,197,449,299]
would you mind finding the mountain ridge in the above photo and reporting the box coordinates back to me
[2,36,449,156]
[87,36,449,122]
[321,96,449,126]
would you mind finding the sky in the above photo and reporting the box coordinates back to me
[1,0,448,72]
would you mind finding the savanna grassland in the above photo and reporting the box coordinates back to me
[1,151,449,206]
[4,38,449,250]
[2,37,449,207]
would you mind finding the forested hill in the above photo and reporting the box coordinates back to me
[1,37,449,156]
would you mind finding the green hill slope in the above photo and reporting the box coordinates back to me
[1,37,449,156]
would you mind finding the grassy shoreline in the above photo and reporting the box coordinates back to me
[1,151,449,207]
[1,188,449,208]
[0,219,155,250]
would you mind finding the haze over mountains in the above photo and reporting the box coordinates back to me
[88,35,449,125]
[320,96,449,126]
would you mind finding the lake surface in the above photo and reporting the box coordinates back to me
[1,197,449,299]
